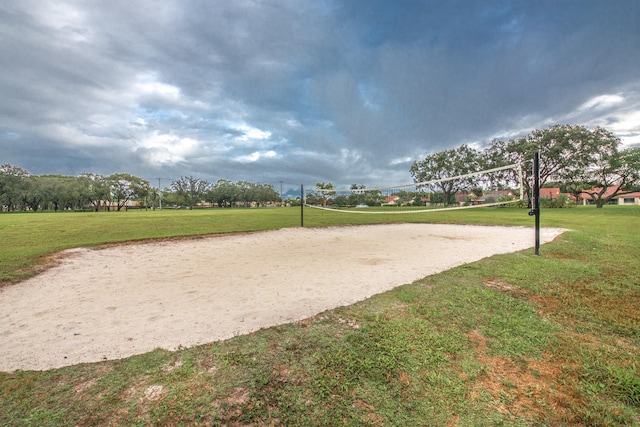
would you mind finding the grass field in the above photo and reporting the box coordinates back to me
[1,206,639,426]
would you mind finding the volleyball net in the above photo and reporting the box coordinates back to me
[303,163,524,214]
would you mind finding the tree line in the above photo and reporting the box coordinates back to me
[0,167,281,212]
[169,177,281,209]
[310,125,639,209]
[410,125,640,208]
[3,124,638,212]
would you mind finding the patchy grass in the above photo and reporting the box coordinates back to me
[1,206,639,425]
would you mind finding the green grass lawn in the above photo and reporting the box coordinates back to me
[1,206,639,426]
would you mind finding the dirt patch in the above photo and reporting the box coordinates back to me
[467,330,582,424]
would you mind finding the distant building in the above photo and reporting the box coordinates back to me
[540,188,561,199]
[579,185,640,206]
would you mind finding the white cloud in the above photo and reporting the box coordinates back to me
[563,90,640,147]
[578,94,625,112]
[135,73,181,102]
[389,156,413,166]
[237,125,272,142]
[38,123,126,149]
[235,150,277,163]
[488,89,640,149]
[608,109,640,147]
[136,132,199,165]
[141,81,181,100]
[29,2,86,31]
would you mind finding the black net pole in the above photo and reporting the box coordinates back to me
[300,184,304,227]
[529,152,541,255]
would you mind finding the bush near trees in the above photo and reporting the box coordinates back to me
[0,167,281,212]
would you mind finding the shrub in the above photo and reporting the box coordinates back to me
[541,194,576,208]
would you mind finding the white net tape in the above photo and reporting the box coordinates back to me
[304,163,523,214]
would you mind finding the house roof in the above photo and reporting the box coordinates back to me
[540,187,561,198]
[384,195,400,203]
[580,185,620,199]
[578,185,640,199]
[614,191,640,198]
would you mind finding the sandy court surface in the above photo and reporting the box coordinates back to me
[0,223,565,372]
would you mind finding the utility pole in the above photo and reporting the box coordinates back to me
[280,181,284,206]
[154,178,163,210]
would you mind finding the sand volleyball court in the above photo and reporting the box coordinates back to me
[0,223,564,371]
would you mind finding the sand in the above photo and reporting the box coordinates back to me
[0,223,565,372]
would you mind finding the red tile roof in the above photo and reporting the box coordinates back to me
[580,185,620,199]
[614,192,640,198]
[540,188,561,198]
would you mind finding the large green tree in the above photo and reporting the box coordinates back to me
[208,179,239,207]
[314,182,335,207]
[577,146,640,208]
[36,175,78,211]
[410,144,481,206]
[347,184,383,207]
[0,164,30,211]
[106,173,150,211]
[248,183,280,206]
[172,176,211,208]
[485,125,620,203]
[78,173,109,211]
[20,176,47,211]
[236,181,257,207]
[206,180,279,208]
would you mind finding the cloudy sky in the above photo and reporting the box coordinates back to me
[1,1,639,193]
